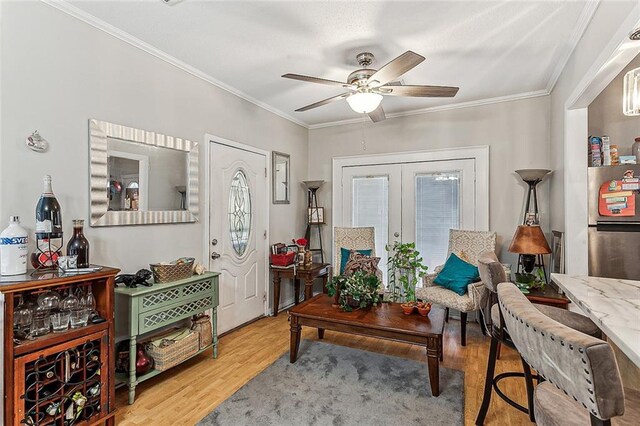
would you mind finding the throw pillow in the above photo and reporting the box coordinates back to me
[433,253,480,296]
[340,247,372,275]
[343,250,381,280]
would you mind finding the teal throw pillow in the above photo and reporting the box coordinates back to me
[340,248,372,275]
[433,253,480,296]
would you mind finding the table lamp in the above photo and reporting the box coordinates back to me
[508,225,552,282]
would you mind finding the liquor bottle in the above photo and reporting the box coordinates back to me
[0,216,28,275]
[67,220,90,268]
[32,175,63,269]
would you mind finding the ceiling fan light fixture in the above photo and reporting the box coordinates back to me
[346,92,383,113]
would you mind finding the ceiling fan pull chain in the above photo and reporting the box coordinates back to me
[361,114,367,151]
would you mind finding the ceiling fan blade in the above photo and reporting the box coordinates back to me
[295,93,351,112]
[367,51,425,88]
[282,73,350,88]
[378,85,459,97]
[368,104,386,123]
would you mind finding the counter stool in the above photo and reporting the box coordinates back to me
[496,282,638,426]
[474,252,603,425]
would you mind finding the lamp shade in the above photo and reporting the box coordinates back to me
[508,225,551,254]
[346,92,383,113]
[623,67,640,116]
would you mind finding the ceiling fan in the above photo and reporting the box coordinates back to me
[282,51,459,122]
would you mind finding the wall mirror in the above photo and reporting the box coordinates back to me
[89,119,198,226]
[272,151,290,204]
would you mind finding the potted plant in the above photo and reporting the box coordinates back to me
[386,241,429,308]
[327,271,381,312]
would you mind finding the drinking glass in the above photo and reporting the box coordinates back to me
[31,312,51,337]
[37,290,61,311]
[70,308,90,329]
[14,295,34,333]
[80,285,96,311]
[59,289,80,311]
[50,311,70,333]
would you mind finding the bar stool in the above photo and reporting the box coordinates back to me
[474,252,602,425]
[496,282,639,426]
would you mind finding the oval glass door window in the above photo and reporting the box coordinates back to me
[228,170,252,256]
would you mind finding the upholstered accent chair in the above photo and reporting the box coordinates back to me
[333,227,377,275]
[416,229,497,346]
[495,282,639,426]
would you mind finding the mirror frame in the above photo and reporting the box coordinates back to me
[89,118,199,226]
[272,151,290,205]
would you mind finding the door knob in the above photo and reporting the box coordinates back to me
[211,239,218,246]
[211,252,221,260]
[394,232,400,238]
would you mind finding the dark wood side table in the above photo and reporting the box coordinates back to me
[525,285,570,309]
[271,262,331,316]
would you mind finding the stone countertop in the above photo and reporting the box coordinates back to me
[551,274,640,368]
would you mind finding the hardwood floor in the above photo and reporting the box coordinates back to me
[115,313,532,425]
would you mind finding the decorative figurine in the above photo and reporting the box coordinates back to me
[115,269,153,288]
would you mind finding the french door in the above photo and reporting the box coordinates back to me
[341,158,476,275]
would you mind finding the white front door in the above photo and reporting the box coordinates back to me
[209,141,268,334]
[340,158,477,276]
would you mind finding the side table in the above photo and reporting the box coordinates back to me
[115,272,219,404]
[525,285,570,309]
[271,263,331,316]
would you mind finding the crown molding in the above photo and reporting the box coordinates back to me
[308,89,550,130]
[41,0,309,129]
[545,0,600,93]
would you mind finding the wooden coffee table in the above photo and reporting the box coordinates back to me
[289,294,445,396]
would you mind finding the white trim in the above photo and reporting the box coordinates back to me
[561,6,640,275]
[203,134,271,318]
[310,91,548,129]
[332,146,490,267]
[545,0,600,93]
[42,0,308,129]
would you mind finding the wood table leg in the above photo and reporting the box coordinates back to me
[318,328,325,339]
[294,278,300,305]
[426,335,440,397]
[273,275,281,316]
[304,277,313,300]
[212,307,218,358]
[128,336,137,404]
[290,315,301,363]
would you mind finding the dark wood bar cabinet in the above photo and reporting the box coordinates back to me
[1,267,119,426]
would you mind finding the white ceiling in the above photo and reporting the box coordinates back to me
[64,0,592,127]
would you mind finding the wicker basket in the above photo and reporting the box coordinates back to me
[150,257,195,283]
[191,315,213,350]
[146,329,199,371]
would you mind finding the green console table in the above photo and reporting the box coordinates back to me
[114,272,219,404]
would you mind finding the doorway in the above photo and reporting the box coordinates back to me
[334,147,488,282]
[207,137,269,334]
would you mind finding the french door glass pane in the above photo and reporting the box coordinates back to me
[352,176,388,283]
[415,172,460,270]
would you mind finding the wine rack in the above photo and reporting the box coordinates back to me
[1,267,119,426]
[16,332,108,425]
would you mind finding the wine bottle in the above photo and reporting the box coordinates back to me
[67,219,90,268]
[32,175,63,269]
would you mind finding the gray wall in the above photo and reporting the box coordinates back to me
[308,95,551,266]
[588,54,640,152]
[0,1,308,308]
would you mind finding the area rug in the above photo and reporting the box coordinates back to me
[197,340,464,425]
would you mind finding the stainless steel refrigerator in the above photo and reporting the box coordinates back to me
[588,165,640,279]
